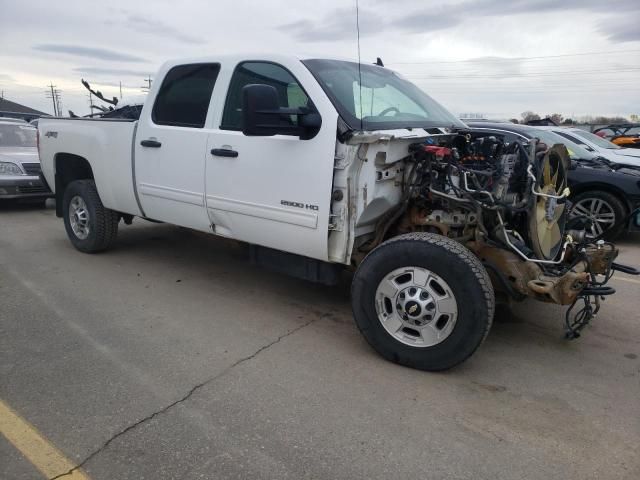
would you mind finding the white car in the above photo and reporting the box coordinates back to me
[532,126,640,167]
[0,120,52,200]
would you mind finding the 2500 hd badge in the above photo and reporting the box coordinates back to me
[281,200,319,211]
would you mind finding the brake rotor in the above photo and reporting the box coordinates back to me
[528,144,570,260]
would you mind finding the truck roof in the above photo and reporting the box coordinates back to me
[160,53,367,69]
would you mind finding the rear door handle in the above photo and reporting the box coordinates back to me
[140,139,162,148]
[211,148,238,158]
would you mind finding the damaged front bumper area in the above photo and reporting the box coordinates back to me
[468,239,638,338]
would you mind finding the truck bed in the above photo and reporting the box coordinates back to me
[38,117,142,216]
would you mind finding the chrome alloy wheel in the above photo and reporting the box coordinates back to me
[571,198,616,238]
[69,195,90,240]
[375,266,458,348]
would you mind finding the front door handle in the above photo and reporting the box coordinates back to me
[211,148,238,158]
[140,139,162,148]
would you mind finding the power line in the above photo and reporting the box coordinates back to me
[44,82,62,116]
[396,63,640,75]
[388,48,640,65]
[404,68,640,80]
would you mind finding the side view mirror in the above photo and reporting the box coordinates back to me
[241,84,321,140]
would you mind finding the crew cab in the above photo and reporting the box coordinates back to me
[38,54,637,371]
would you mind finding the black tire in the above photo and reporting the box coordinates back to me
[351,232,495,371]
[570,190,627,241]
[62,180,119,253]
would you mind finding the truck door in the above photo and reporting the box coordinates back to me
[135,63,220,231]
[205,61,337,261]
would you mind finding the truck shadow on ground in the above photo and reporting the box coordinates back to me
[104,221,592,369]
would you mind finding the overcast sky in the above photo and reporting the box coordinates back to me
[1,0,639,119]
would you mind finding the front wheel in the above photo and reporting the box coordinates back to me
[62,180,119,253]
[351,233,495,371]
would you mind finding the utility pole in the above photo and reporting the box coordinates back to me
[119,81,123,99]
[55,90,62,117]
[141,76,152,93]
[45,82,61,116]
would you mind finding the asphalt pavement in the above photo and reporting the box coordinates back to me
[1,201,639,479]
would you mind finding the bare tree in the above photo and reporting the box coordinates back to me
[547,113,563,125]
[521,111,540,123]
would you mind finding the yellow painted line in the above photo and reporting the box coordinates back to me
[612,276,640,286]
[0,399,90,479]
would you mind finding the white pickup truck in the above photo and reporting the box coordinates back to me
[39,54,634,371]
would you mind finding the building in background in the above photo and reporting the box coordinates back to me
[0,98,49,122]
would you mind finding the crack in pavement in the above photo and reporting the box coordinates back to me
[49,316,320,480]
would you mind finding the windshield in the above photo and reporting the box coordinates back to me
[520,127,597,160]
[0,124,37,147]
[569,129,620,149]
[303,59,466,131]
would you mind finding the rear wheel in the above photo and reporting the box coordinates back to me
[351,233,495,371]
[570,190,626,240]
[62,180,119,252]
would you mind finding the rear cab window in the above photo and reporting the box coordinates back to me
[152,63,220,128]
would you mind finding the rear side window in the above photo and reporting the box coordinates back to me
[220,61,311,131]
[152,63,220,128]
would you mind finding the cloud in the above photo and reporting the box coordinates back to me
[598,17,640,43]
[392,13,460,33]
[389,0,640,38]
[0,74,15,83]
[73,67,153,78]
[33,44,147,62]
[280,7,385,42]
[458,0,640,15]
[123,15,205,44]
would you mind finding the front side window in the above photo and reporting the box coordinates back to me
[303,59,465,131]
[152,63,220,128]
[221,62,311,131]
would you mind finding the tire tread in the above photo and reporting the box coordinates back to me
[352,232,495,371]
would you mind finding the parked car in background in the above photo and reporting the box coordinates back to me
[532,126,640,167]
[0,117,30,124]
[466,122,640,239]
[593,124,640,149]
[0,120,52,201]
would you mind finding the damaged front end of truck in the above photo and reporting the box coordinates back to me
[340,129,638,340]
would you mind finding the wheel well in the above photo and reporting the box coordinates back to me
[54,153,94,217]
[570,183,630,213]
